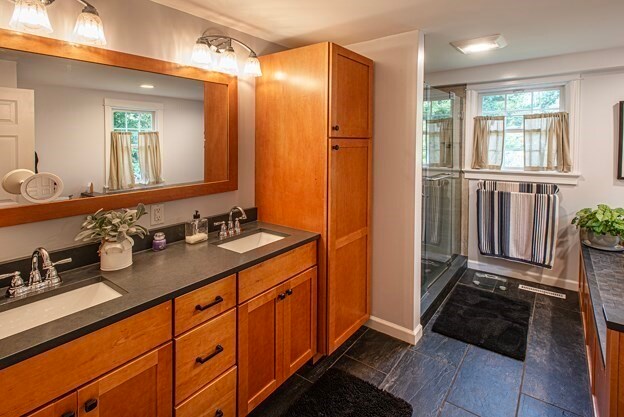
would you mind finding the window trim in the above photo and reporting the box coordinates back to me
[104,98,164,189]
[464,74,581,185]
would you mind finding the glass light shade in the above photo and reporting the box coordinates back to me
[191,42,212,66]
[218,48,239,75]
[243,55,262,77]
[9,0,53,34]
[73,11,107,45]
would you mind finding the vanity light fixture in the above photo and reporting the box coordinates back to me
[451,34,507,54]
[191,32,263,77]
[9,0,107,46]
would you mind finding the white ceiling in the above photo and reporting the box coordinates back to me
[152,0,624,73]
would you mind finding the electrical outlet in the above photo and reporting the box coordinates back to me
[151,204,165,226]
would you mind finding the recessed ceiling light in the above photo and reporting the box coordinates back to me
[450,34,507,55]
[140,84,155,89]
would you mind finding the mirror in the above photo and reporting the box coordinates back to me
[0,48,206,204]
[0,28,238,227]
[619,101,624,180]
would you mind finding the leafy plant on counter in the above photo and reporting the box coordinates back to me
[572,204,624,238]
[75,203,149,246]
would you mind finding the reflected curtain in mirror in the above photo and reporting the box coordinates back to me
[426,118,453,167]
[108,132,135,190]
[472,116,505,169]
[138,132,163,185]
[524,112,571,173]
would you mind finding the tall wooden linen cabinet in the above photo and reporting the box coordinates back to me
[256,42,373,355]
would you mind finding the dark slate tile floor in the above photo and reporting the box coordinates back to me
[249,269,592,417]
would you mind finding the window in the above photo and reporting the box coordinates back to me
[112,109,155,181]
[479,87,563,170]
[423,97,453,166]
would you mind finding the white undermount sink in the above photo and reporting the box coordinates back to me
[0,281,122,340]
[217,231,285,253]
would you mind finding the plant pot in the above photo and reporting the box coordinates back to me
[582,229,624,252]
[100,240,133,271]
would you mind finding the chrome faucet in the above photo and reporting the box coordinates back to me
[3,247,72,298]
[228,206,247,237]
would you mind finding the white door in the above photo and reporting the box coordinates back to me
[0,87,35,202]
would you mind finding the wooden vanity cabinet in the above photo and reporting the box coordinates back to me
[76,343,172,417]
[25,393,77,417]
[237,246,318,417]
[256,43,373,356]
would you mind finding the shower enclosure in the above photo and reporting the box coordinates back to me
[421,84,465,319]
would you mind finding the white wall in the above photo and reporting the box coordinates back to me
[427,50,624,290]
[348,30,425,344]
[0,0,283,262]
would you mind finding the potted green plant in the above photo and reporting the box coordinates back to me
[572,204,624,251]
[75,204,149,271]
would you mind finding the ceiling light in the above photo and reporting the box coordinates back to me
[73,4,106,45]
[140,84,154,89]
[192,32,262,76]
[191,42,213,66]
[243,52,262,77]
[451,34,507,55]
[218,45,239,75]
[10,0,53,35]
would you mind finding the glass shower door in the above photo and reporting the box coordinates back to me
[421,85,462,295]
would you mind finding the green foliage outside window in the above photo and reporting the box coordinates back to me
[113,110,155,181]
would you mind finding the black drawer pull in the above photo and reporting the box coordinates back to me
[61,412,76,417]
[84,399,98,413]
[195,296,224,311]
[215,409,224,417]
[196,345,224,364]
[331,145,340,151]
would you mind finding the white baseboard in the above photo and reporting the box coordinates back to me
[467,260,578,291]
[365,316,423,345]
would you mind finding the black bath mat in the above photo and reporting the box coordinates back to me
[283,368,412,417]
[432,284,531,360]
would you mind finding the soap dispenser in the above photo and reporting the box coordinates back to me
[185,210,208,244]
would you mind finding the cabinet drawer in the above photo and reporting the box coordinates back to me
[175,309,237,403]
[175,275,236,336]
[175,367,237,417]
[239,241,317,303]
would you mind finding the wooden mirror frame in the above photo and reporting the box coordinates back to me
[0,29,238,227]
[619,101,624,180]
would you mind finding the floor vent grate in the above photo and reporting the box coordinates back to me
[519,284,566,299]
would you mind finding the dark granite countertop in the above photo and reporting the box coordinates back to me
[581,244,624,364]
[0,222,318,370]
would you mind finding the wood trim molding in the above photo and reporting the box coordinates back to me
[0,29,238,227]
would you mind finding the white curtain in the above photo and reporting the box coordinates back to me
[138,132,163,185]
[426,118,453,167]
[472,116,505,169]
[108,132,135,190]
[524,112,572,172]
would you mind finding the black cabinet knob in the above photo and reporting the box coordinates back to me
[286,289,293,296]
[331,145,340,151]
[84,399,98,412]
[215,409,224,417]
[278,293,286,300]
[332,125,340,131]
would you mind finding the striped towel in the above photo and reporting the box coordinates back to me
[477,181,559,268]
[422,180,444,245]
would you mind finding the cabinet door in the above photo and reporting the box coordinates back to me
[238,287,284,416]
[329,44,373,138]
[25,393,77,417]
[77,343,172,417]
[283,267,317,378]
[328,139,372,353]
